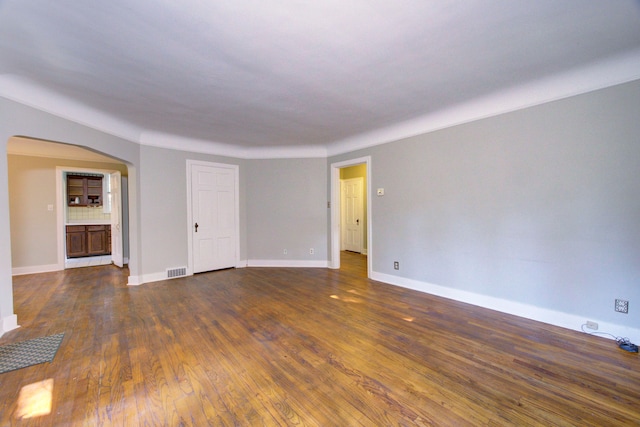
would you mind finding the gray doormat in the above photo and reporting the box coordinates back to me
[0,333,64,374]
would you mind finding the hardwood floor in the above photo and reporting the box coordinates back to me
[1,252,639,426]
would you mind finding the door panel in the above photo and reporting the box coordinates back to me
[341,178,363,253]
[192,164,237,273]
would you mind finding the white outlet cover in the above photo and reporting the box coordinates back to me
[377,188,384,196]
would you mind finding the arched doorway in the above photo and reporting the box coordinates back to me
[7,137,130,273]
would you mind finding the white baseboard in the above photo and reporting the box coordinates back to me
[1,314,19,337]
[127,270,193,286]
[128,260,327,286]
[371,271,640,344]
[144,271,176,284]
[127,275,143,286]
[247,259,329,268]
[12,258,127,276]
[12,264,61,276]
[127,273,165,286]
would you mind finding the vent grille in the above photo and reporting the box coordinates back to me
[167,267,187,278]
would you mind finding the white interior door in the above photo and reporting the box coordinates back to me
[191,163,237,273]
[341,177,363,253]
[110,172,124,268]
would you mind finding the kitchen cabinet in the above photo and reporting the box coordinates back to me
[87,225,109,256]
[67,175,103,207]
[66,225,87,258]
[66,225,111,258]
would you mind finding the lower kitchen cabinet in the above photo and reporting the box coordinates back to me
[66,225,87,258]
[66,225,111,258]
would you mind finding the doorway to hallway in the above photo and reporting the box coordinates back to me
[330,156,372,277]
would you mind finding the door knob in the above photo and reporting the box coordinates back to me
[356,219,359,225]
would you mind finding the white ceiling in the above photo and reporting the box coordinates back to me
[1,1,640,158]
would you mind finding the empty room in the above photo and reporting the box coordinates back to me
[1,1,639,425]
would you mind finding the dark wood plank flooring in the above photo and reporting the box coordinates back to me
[1,252,639,426]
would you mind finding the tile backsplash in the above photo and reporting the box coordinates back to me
[67,206,111,222]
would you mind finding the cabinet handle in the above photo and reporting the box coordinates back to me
[195,222,199,233]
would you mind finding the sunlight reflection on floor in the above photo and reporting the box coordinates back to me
[330,294,362,303]
[17,378,53,419]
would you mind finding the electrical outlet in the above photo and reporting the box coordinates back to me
[309,248,314,255]
[586,321,598,330]
[393,261,399,270]
[283,249,287,255]
[615,299,629,313]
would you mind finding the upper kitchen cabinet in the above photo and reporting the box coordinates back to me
[67,174,103,207]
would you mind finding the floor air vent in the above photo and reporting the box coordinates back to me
[167,267,187,278]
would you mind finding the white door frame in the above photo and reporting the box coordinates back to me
[110,171,124,268]
[186,160,240,275]
[330,156,372,277]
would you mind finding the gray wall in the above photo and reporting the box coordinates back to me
[138,145,248,274]
[8,154,127,268]
[247,158,327,262]
[330,79,640,329]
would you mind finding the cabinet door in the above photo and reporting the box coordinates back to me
[86,177,103,206]
[66,226,87,257]
[67,176,86,206]
[87,225,107,255]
